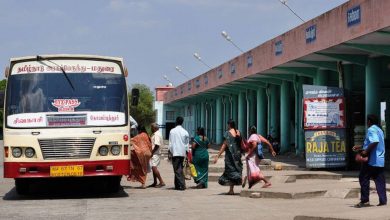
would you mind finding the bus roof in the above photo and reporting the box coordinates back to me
[10,54,124,65]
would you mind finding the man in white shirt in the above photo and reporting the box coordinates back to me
[149,123,165,188]
[169,116,189,190]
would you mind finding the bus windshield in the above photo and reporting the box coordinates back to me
[5,72,128,128]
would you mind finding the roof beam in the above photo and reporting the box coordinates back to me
[315,52,368,66]
[261,73,295,82]
[272,67,317,78]
[233,81,267,88]
[296,60,338,71]
[229,82,260,91]
[343,43,390,56]
[377,30,390,36]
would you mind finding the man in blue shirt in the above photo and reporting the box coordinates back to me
[353,114,387,207]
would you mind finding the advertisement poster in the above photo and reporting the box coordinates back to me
[303,85,346,168]
[303,85,345,129]
[305,129,347,168]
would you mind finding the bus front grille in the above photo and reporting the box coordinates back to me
[38,138,96,160]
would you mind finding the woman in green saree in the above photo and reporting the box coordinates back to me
[191,127,210,188]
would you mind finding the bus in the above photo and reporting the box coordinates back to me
[2,54,137,194]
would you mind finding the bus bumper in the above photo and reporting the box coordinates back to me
[4,160,130,178]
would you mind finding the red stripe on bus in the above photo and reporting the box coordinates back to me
[4,160,130,178]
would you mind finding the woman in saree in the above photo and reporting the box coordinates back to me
[192,127,210,189]
[242,126,276,189]
[213,119,243,195]
[128,126,152,188]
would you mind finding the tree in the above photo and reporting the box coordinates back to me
[0,79,6,90]
[129,84,156,129]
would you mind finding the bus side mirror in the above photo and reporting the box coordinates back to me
[131,88,139,106]
[124,67,128,77]
[4,66,9,78]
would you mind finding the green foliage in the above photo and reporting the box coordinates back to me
[0,79,6,90]
[129,84,156,130]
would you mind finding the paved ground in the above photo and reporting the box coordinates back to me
[1,143,390,220]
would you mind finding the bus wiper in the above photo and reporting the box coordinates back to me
[36,55,75,91]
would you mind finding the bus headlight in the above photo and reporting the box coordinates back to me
[99,146,109,156]
[25,147,35,158]
[12,147,22,158]
[111,145,121,156]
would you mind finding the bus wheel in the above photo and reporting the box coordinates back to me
[15,179,30,195]
[105,176,121,193]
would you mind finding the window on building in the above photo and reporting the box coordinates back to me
[230,63,236,74]
[217,68,223,79]
[247,55,253,67]
[166,111,175,121]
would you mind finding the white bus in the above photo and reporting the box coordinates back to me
[3,54,137,194]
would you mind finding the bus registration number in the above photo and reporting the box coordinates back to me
[50,165,84,177]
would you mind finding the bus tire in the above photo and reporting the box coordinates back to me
[105,176,121,193]
[15,179,30,195]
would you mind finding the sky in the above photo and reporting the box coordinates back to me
[0,0,349,90]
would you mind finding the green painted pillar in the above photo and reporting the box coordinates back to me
[315,69,328,86]
[280,80,291,153]
[210,101,215,143]
[256,88,267,136]
[365,58,381,123]
[224,97,230,127]
[248,90,256,128]
[294,76,305,155]
[238,92,246,138]
[232,94,238,123]
[270,84,278,138]
[216,98,223,144]
[200,102,205,128]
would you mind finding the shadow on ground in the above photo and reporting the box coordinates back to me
[3,178,129,200]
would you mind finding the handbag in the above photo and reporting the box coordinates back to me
[183,158,192,180]
[355,153,368,163]
[240,137,249,152]
[189,163,197,177]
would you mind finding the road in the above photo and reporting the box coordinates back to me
[0,143,389,220]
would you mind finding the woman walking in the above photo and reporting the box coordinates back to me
[213,119,243,195]
[192,127,210,189]
[128,126,152,188]
[242,126,276,188]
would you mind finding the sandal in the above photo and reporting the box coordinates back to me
[354,202,370,208]
[262,183,272,188]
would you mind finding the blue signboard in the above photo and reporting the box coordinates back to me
[275,40,283,56]
[305,25,316,44]
[347,5,361,27]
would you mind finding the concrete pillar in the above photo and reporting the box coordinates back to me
[248,90,256,128]
[200,102,205,128]
[270,84,279,138]
[315,69,328,86]
[280,80,291,153]
[232,95,238,123]
[365,58,381,124]
[256,88,267,136]
[210,101,215,143]
[295,76,305,155]
[238,92,246,138]
[216,98,223,144]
